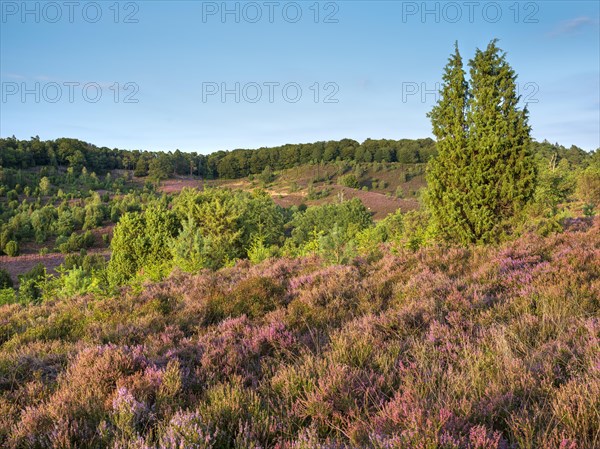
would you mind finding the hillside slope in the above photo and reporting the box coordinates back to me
[0,219,598,448]
[158,162,426,220]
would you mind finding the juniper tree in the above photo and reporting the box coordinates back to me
[107,206,179,285]
[426,42,471,242]
[426,40,536,244]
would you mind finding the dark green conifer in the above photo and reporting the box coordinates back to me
[426,40,536,244]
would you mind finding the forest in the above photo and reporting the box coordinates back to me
[0,41,599,448]
[0,136,438,181]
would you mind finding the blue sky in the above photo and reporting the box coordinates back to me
[1,1,599,153]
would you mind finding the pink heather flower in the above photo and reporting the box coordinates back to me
[112,386,147,420]
[468,425,507,449]
[559,439,578,449]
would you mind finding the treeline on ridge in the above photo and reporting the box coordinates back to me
[2,135,594,183]
[1,136,434,180]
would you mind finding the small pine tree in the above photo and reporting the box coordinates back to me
[247,234,271,264]
[134,158,148,177]
[258,165,275,185]
[108,207,179,285]
[171,217,208,272]
[39,176,51,195]
[4,240,19,257]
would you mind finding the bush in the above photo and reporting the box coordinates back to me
[0,268,13,288]
[290,198,372,249]
[247,236,276,264]
[108,206,180,285]
[4,240,19,256]
[57,231,94,254]
[307,184,331,200]
[576,165,600,206]
[583,203,595,217]
[60,267,98,297]
[0,288,17,305]
[17,263,46,303]
[338,174,360,189]
[258,165,276,185]
[83,204,104,230]
[63,253,106,272]
[170,188,285,271]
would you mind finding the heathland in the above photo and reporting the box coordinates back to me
[1,41,599,448]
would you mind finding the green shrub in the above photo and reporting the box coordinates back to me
[307,185,331,200]
[4,240,19,256]
[338,174,360,189]
[6,190,18,201]
[17,263,46,303]
[0,268,13,289]
[108,206,179,285]
[0,288,17,306]
[57,231,94,254]
[258,165,275,185]
[576,165,600,205]
[290,198,372,248]
[60,267,98,297]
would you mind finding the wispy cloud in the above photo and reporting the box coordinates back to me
[549,16,598,37]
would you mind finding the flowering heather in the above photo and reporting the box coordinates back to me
[0,219,599,448]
